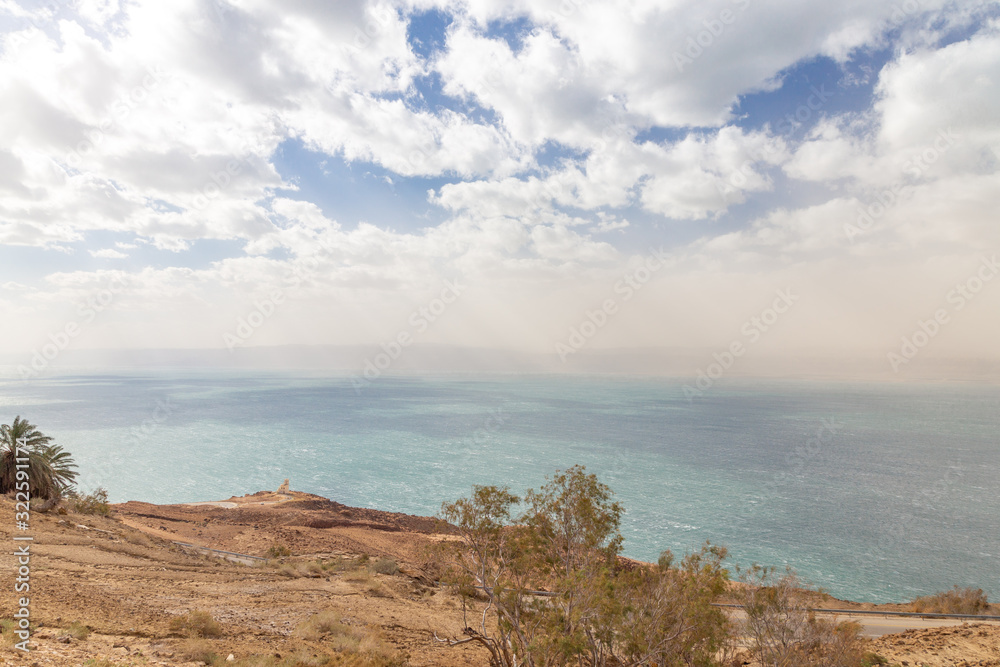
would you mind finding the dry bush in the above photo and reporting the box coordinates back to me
[68,488,111,516]
[121,529,156,548]
[297,612,352,642]
[342,569,375,584]
[226,653,332,667]
[911,586,989,614]
[329,556,366,573]
[267,543,292,558]
[365,579,391,598]
[66,621,91,640]
[305,561,325,577]
[178,638,219,663]
[295,612,405,666]
[170,610,223,638]
[735,566,867,667]
[275,559,333,578]
[1,619,18,648]
[369,558,398,575]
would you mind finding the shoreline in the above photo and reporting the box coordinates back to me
[2,488,999,666]
[123,488,997,618]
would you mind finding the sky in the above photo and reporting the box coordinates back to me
[0,0,999,377]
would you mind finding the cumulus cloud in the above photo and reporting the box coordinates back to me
[0,0,997,366]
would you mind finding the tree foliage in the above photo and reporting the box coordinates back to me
[1,415,78,500]
[439,466,734,667]
[440,466,872,667]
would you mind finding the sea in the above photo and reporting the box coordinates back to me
[1,370,997,605]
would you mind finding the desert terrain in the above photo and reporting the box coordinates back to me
[1,488,998,666]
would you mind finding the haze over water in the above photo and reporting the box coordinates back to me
[2,370,997,605]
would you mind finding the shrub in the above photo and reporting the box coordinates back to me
[342,569,375,585]
[295,612,404,666]
[224,653,331,667]
[69,488,111,516]
[267,543,291,558]
[66,621,91,640]
[177,638,218,664]
[303,561,324,577]
[438,466,872,667]
[122,530,155,548]
[1,619,18,647]
[370,558,398,575]
[911,586,989,614]
[297,611,352,642]
[169,610,223,638]
[328,556,365,573]
[734,565,866,667]
[439,466,693,667]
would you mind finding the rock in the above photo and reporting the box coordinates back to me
[227,654,236,662]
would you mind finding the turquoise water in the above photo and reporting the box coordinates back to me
[1,371,997,604]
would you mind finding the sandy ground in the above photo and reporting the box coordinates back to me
[0,491,481,666]
[1,489,998,666]
[869,623,1000,666]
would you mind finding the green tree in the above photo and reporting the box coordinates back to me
[1,416,78,500]
[439,484,536,667]
[522,465,624,665]
[439,467,738,667]
[608,544,733,667]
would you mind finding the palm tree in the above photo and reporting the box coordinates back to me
[0,416,78,499]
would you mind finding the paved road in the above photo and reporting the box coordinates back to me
[727,609,1000,637]
[823,612,1000,637]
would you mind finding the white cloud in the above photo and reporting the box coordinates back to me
[786,22,1000,188]
[89,248,127,258]
[0,0,998,365]
[432,126,788,220]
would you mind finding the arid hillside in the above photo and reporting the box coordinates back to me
[1,489,998,666]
